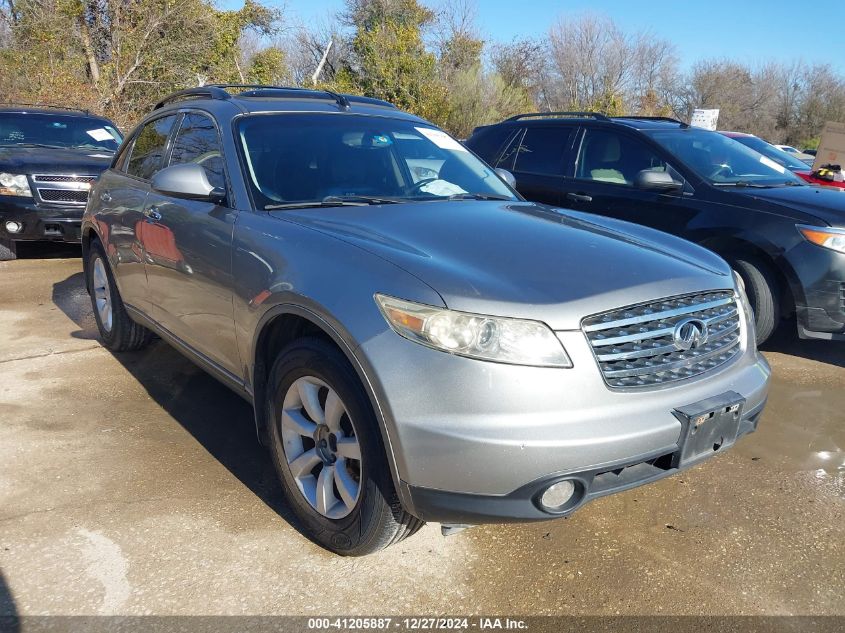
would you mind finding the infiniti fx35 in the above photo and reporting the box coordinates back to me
[82,85,771,555]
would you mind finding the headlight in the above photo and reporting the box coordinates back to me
[0,172,32,197]
[733,270,756,347]
[375,294,572,367]
[797,225,845,254]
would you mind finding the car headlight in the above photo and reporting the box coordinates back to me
[375,294,572,367]
[733,270,756,347]
[797,225,845,254]
[0,172,32,197]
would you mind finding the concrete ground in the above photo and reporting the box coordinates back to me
[0,253,843,616]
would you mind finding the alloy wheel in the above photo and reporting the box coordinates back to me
[280,376,362,519]
[92,256,113,333]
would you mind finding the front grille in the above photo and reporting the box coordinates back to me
[32,174,95,206]
[840,283,845,311]
[33,174,97,184]
[38,189,89,204]
[582,290,742,389]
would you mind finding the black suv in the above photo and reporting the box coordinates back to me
[0,105,122,259]
[466,113,845,344]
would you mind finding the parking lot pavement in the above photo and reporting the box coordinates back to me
[0,257,843,616]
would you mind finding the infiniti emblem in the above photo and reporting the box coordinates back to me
[673,318,709,351]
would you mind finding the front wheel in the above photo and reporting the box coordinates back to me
[730,256,780,345]
[267,337,423,555]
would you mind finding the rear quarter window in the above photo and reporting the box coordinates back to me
[467,126,516,165]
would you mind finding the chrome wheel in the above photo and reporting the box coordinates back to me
[92,256,113,333]
[280,376,362,520]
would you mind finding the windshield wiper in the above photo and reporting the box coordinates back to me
[446,193,513,201]
[10,143,65,149]
[76,144,115,152]
[711,181,773,188]
[265,195,402,210]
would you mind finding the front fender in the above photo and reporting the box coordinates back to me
[232,210,444,509]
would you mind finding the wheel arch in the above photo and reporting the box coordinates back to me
[698,235,801,318]
[249,303,408,506]
[81,225,98,293]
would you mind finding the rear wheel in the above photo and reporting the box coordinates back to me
[86,241,152,351]
[730,255,780,345]
[267,337,423,555]
[0,238,17,261]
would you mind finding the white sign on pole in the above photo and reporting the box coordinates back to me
[690,108,720,131]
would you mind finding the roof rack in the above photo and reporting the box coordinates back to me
[0,102,91,115]
[614,115,689,128]
[153,84,358,111]
[505,111,610,122]
[153,86,232,110]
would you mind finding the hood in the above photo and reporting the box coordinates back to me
[0,146,113,175]
[729,185,845,226]
[274,201,733,330]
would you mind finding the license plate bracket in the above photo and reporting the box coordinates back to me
[673,391,745,467]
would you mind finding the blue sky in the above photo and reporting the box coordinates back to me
[221,0,844,70]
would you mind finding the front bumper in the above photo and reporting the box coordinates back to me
[358,326,771,522]
[0,196,84,243]
[403,398,765,523]
[789,241,845,339]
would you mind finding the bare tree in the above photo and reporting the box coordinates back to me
[547,14,624,112]
[284,16,347,86]
[489,37,552,109]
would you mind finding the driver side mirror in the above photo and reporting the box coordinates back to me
[634,169,683,193]
[495,168,517,189]
[151,163,225,203]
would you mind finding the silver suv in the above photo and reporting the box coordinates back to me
[82,85,771,555]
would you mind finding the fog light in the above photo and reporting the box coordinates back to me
[540,480,576,511]
[5,220,23,234]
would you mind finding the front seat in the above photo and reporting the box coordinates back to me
[585,135,626,184]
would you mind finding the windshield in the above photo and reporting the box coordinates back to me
[0,113,122,152]
[647,128,804,186]
[237,113,517,208]
[729,135,810,172]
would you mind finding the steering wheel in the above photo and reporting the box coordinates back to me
[710,164,735,179]
[406,177,438,195]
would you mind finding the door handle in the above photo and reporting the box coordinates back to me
[566,192,593,204]
[144,207,162,222]
[100,192,112,203]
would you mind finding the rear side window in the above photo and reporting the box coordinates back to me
[513,127,572,176]
[496,130,524,171]
[467,126,515,165]
[126,115,177,180]
[168,113,225,190]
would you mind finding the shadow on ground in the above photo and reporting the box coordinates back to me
[761,319,844,369]
[50,272,301,532]
[0,569,19,631]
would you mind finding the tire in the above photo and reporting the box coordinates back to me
[0,238,17,261]
[730,256,780,345]
[86,240,152,352]
[266,337,424,555]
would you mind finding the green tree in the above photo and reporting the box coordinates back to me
[333,0,448,124]
[444,66,533,138]
[435,1,531,137]
[247,47,289,84]
[0,0,283,128]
